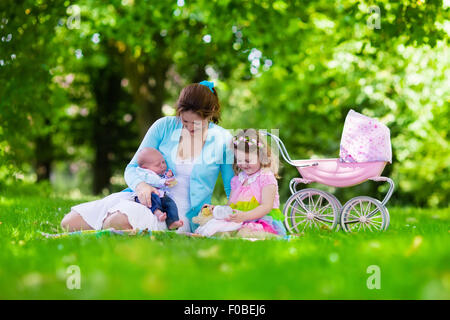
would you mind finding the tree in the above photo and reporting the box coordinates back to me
[0,0,447,205]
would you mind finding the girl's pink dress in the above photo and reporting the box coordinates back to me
[229,169,286,236]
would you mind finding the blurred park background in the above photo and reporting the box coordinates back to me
[0,0,448,207]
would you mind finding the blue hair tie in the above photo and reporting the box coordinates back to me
[199,80,215,93]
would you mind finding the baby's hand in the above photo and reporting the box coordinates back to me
[165,177,177,187]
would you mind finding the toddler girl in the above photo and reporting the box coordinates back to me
[196,129,286,238]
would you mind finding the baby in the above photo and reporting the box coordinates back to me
[135,147,183,230]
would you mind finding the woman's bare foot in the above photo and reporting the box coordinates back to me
[168,220,184,230]
[154,210,167,222]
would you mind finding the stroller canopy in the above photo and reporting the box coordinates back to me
[339,109,392,163]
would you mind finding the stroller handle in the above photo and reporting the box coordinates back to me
[261,131,318,167]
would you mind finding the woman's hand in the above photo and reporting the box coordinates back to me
[226,209,247,223]
[135,182,158,207]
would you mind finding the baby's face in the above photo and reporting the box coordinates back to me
[141,152,167,175]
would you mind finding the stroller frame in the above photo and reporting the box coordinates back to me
[263,132,395,233]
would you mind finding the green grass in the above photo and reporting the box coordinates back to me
[0,187,449,299]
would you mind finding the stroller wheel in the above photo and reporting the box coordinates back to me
[340,196,389,233]
[283,188,341,234]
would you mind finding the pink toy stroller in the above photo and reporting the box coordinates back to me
[264,110,395,233]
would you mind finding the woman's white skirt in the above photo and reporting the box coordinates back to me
[71,191,167,231]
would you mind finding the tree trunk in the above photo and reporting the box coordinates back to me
[91,66,122,194]
[35,128,53,182]
[116,37,171,139]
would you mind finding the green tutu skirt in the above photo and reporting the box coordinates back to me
[229,197,286,236]
[229,197,285,221]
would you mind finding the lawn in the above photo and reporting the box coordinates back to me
[0,186,448,299]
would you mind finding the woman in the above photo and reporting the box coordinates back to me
[60,81,234,233]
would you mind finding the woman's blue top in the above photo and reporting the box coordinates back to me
[123,116,235,232]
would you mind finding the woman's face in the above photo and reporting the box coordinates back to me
[235,149,261,175]
[180,111,209,136]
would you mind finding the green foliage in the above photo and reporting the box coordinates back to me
[0,0,448,205]
[218,0,449,207]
